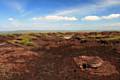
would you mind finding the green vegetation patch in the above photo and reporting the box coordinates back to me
[8,34,35,46]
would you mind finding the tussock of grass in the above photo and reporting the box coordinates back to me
[8,34,34,46]
[19,37,33,46]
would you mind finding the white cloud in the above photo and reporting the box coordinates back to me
[8,18,14,21]
[32,16,78,21]
[102,14,120,19]
[82,14,120,21]
[82,16,101,21]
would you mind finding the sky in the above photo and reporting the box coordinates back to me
[0,0,120,31]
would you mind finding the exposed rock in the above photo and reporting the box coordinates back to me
[73,56,119,76]
[63,35,73,40]
[74,56,103,69]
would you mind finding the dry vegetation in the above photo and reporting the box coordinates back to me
[0,31,120,80]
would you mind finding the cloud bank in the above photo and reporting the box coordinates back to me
[32,16,78,21]
[82,16,101,21]
[82,14,120,21]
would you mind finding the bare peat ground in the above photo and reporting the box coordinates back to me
[0,32,120,80]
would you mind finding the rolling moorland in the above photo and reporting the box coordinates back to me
[0,31,120,80]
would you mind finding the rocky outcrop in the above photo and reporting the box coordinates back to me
[73,56,119,76]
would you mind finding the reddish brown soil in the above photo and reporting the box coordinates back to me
[0,32,120,80]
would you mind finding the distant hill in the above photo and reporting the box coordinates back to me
[0,30,120,34]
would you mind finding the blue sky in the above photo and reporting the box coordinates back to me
[0,0,120,31]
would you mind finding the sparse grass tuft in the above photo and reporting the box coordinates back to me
[8,34,34,46]
[19,37,33,46]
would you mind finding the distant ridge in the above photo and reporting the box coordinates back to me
[0,30,120,34]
